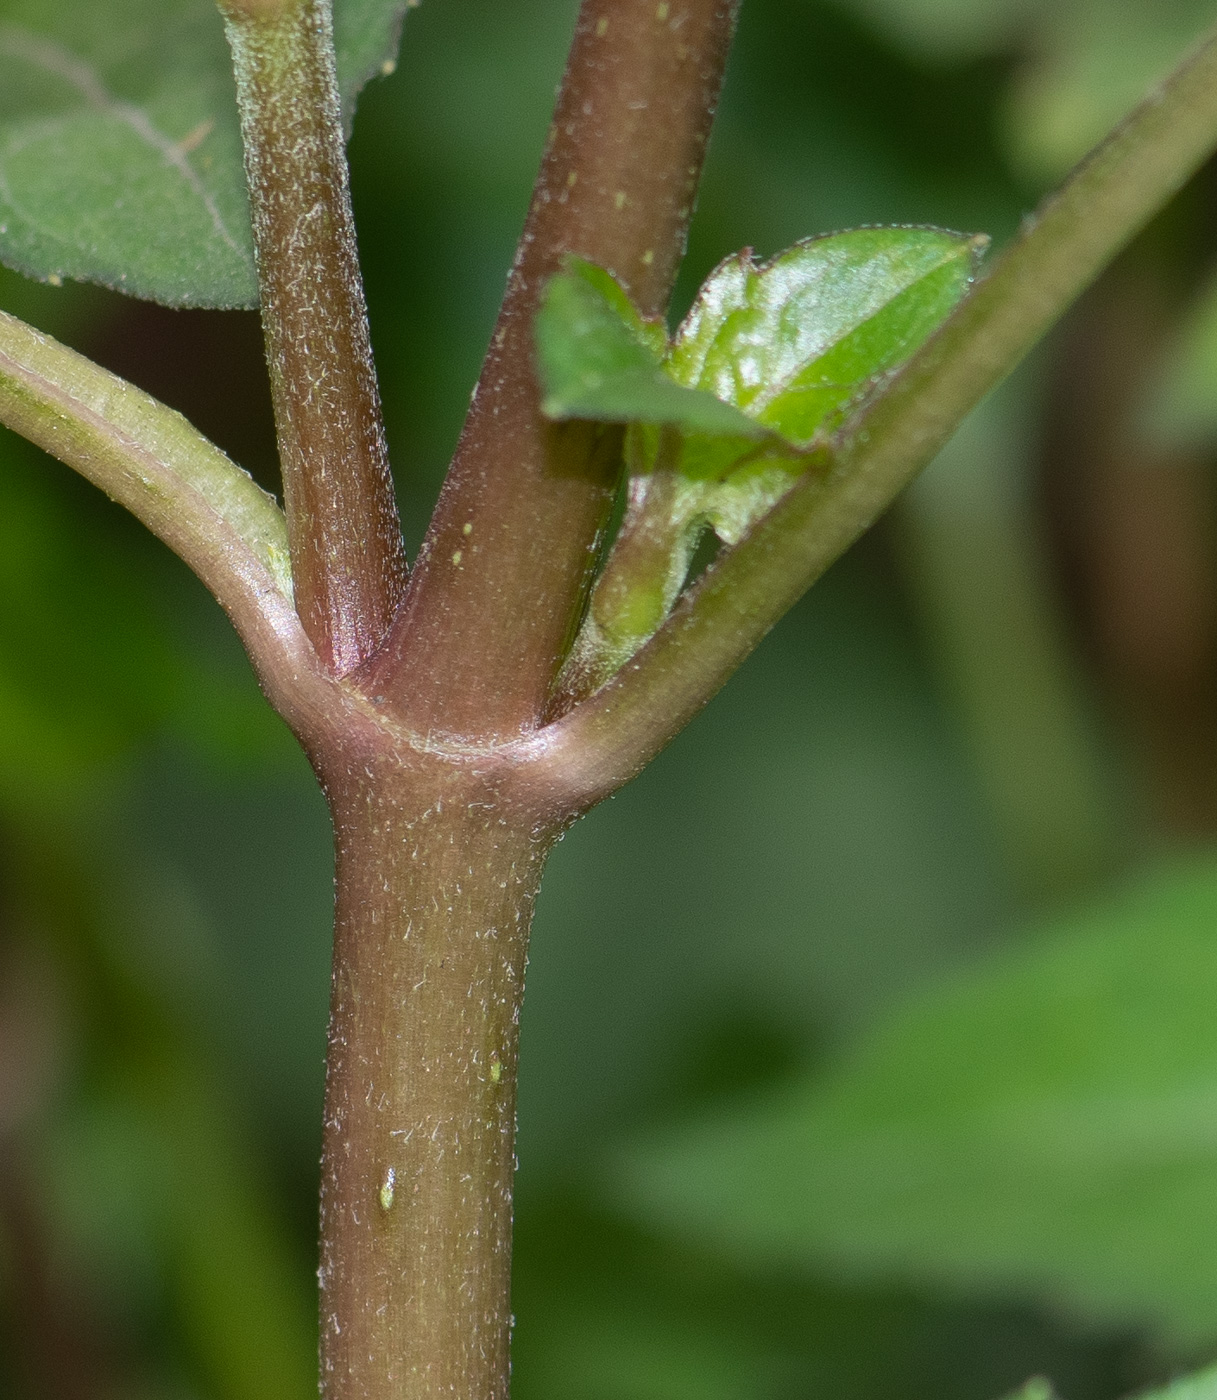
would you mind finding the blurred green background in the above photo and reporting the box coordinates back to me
[5,0,1217,1395]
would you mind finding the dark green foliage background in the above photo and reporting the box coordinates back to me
[1,0,1216,1396]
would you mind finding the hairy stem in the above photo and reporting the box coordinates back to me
[368,0,740,739]
[0,307,322,700]
[221,0,406,674]
[317,746,556,1400]
[543,16,1217,805]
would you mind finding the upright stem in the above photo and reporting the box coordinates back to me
[221,0,406,674]
[368,0,740,739]
[317,744,557,1400]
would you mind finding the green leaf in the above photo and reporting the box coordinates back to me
[660,229,982,543]
[544,231,983,692]
[0,0,411,308]
[536,258,766,438]
[539,231,983,453]
[667,227,985,445]
[616,859,1217,1345]
[333,0,417,123]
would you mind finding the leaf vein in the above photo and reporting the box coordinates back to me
[0,25,241,255]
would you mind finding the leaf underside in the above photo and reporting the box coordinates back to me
[0,0,413,309]
[616,859,1217,1346]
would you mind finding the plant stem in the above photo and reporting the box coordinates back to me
[316,744,557,1400]
[368,0,740,739]
[555,427,698,706]
[542,17,1217,805]
[221,0,406,675]
[0,307,317,695]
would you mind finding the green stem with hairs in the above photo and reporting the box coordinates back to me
[0,306,313,690]
[220,0,406,674]
[541,17,1217,806]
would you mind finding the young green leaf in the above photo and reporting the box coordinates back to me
[662,229,984,548]
[539,231,984,450]
[543,230,984,701]
[536,257,765,437]
[668,227,987,444]
[615,859,1217,1345]
[0,0,411,308]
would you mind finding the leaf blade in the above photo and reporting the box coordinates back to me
[536,257,769,438]
[0,0,411,308]
[616,859,1217,1344]
[333,0,415,122]
[669,228,986,443]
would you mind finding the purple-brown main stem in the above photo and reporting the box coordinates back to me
[369,0,741,740]
[317,743,558,1400]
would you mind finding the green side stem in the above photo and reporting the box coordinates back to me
[540,16,1217,807]
[555,426,698,706]
[0,306,319,701]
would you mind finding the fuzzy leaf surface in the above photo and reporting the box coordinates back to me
[0,0,410,308]
[617,860,1217,1344]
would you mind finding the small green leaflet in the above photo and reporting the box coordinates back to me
[672,227,986,442]
[0,0,414,309]
[538,228,984,451]
[538,231,983,547]
[537,258,765,438]
[540,229,983,691]
[614,859,1217,1346]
